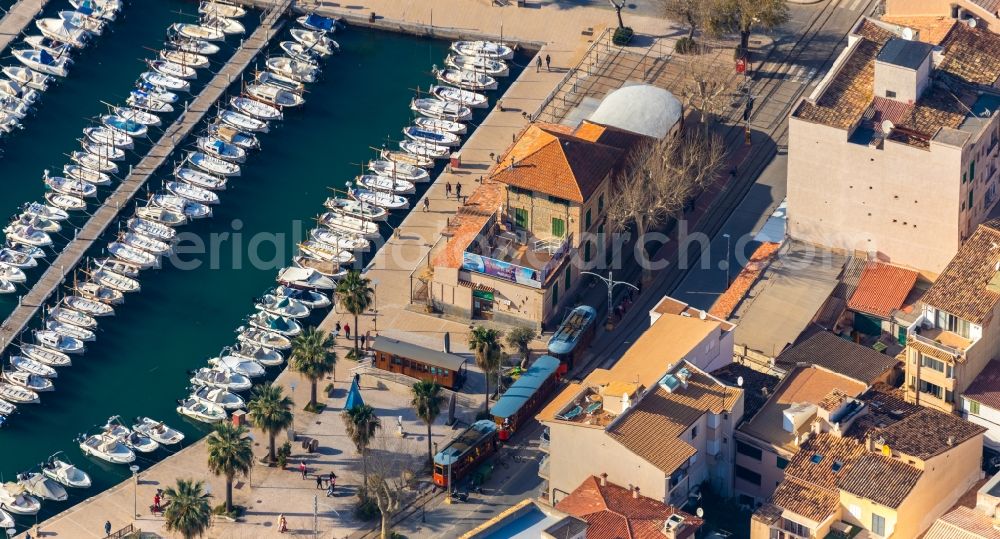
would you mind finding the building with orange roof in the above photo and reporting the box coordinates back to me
[846,261,918,336]
[885,0,1000,35]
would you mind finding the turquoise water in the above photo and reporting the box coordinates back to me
[0,2,526,529]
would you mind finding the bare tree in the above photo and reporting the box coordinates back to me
[681,60,734,127]
[365,433,417,539]
[707,0,790,55]
[663,0,706,40]
[609,0,626,28]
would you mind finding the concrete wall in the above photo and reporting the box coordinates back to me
[873,59,929,105]
[885,0,1000,32]
[733,434,790,503]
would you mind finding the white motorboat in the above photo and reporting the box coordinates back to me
[403,125,461,147]
[190,367,251,392]
[324,196,388,222]
[207,123,259,149]
[11,356,57,378]
[71,151,119,174]
[290,28,337,56]
[93,257,140,278]
[236,325,292,351]
[35,18,88,48]
[199,1,247,19]
[246,83,304,108]
[192,386,244,410]
[71,0,120,21]
[0,383,39,404]
[400,139,450,160]
[81,140,125,163]
[103,114,148,137]
[64,164,110,188]
[276,266,337,290]
[411,97,472,121]
[90,267,141,293]
[177,398,226,423]
[175,166,229,191]
[445,53,509,76]
[20,344,71,367]
[132,84,178,105]
[169,36,220,56]
[35,330,84,355]
[127,90,174,113]
[7,243,45,259]
[248,311,302,337]
[3,66,50,92]
[49,306,97,329]
[0,95,29,120]
[265,56,318,83]
[219,109,268,133]
[230,95,282,120]
[14,212,60,234]
[149,59,197,80]
[0,78,40,106]
[357,173,415,194]
[167,181,219,205]
[298,13,338,32]
[0,264,25,284]
[84,125,133,148]
[3,370,52,392]
[45,318,96,342]
[108,241,158,269]
[230,341,284,367]
[103,417,159,453]
[0,507,11,529]
[298,240,355,266]
[41,453,91,488]
[18,473,67,502]
[272,285,331,309]
[309,226,372,252]
[0,248,36,269]
[209,354,266,378]
[189,151,240,177]
[124,230,172,255]
[63,295,115,317]
[58,10,106,35]
[76,281,125,305]
[293,254,347,280]
[171,23,226,42]
[111,106,161,127]
[318,211,381,239]
[45,174,97,199]
[0,110,21,134]
[159,49,210,70]
[5,223,51,247]
[430,84,487,108]
[0,484,41,514]
[195,137,245,164]
[451,40,514,60]
[436,68,498,91]
[140,70,190,92]
[380,148,433,169]
[151,194,212,219]
[132,417,185,445]
[0,399,15,418]
[79,432,135,464]
[136,205,187,227]
[279,40,321,62]
[255,69,305,92]
[202,14,245,35]
[13,49,69,77]
[23,201,68,222]
[414,117,466,136]
[127,217,177,242]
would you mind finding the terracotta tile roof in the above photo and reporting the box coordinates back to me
[879,16,957,45]
[432,180,505,269]
[817,389,850,412]
[774,331,900,384]
[847,262,918,318]
[925,506,1000,539]
[607,368,740,474]
[973,0,1000,13]
[556,476,702,539]
[711,363,781,421]
[785,433,866,488]
[891,83,975,143]
[920,219,1000,325]
[936,22,1000,85]
[752,503,783,525]
[907,338,959,362]
[836,453,922,508]
[770,478,840,522]
[709,242,780,319]
[962,359,1000,410]
[847,383,922,437]
[490,123,623,203]
[832,257,868,300]
[574,120,647,151]
[869,407,986,460]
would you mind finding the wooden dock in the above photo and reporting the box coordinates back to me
[0,0,50,55]
[0,1,292,353]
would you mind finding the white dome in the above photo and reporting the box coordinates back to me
[588,84,682,139]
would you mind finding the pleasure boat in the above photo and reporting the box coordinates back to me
[0,78,40,106]
[0,383,39,404]
[207,123,258,149]
[344,187,410,209]
[318,211,381,239]
[0,95,29,120]
[7,243,45,259]
[276,266,337,290]
[298,13,338,33]
[84,125,132,148]
[132,84,178,105]
[230,341,284,367]
[71,150,119,174]
[58,10,106,35]
[35,18,88,48]
[149,59,197,81]
[380,148,433,169]
[112,106,162,127]
[170,23,226,42]
[190,367,251,392]
[202,14,245,35]
[76,281,125,305]
[140,71,190,92]
[199,1,247,19]
[265,56,318,83]
[102,114,148,137]
[450,40,514,60]
[272,285,331,309]
[410,97,472,121]
[309,227,371,253]
[219,109,268,133]
[0,483,41,514]
[63,295,115,317]
[70,0,120,21]
[5,223,52,247]
[403,125,461,147]
[132,417,185,445]
[20,344,71,367]
[0,264,26,284]
[159,49,210,70]
[135,205,188,227]
[49,306,97,329]
[236,326,292,351]
[90,267,141,293]
[290,28,338,56]
[175,166,229,191]
[167,181,219,205]
[35,330,84,354]
[11,356,57,379]
[3,370,52,392]
[248,311,302,337]
[41,452,91,488]
[192,386,244,410]
[255,69,305,92]
[414,118,466,137]
[324,196,388,221]
[127,90,174,113]
[357,173,416,194]
[209,354,266,378]
[79,432,135,464]
[399,139,450,160]
[169,36,220,56]
[195,137,245,163]
[13,48,70,78]
[177,398,226,423]
[103,416,159,453]
[0,507,11,529]
[108,242,158,269]
[95,256,143,278]
[0,248,36,269]
[151,194,212,219]
[245,83,304,108]
[3,67,50,92]
[436,68,498,91]
[188,151,241,177]
[445,53,509,76]
[429,84,488,108]
[65,164,113,187]
[14,212,60,234]
[298,240,355,266]
[127,217,177,242]
[45,191,85,211]
[293,255,347,279]
[81,140,125,163]
[18,472,67,502]
[45,319,96,342]
[0,400,15,419]
[279,40,322,63]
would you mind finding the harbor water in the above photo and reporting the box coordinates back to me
[0,1,525,526]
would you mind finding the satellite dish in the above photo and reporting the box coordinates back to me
[881,120,895,133]
[696,507,704,518]
[901,27,915,40]
[967,17,978,28]
[737,376,744,388]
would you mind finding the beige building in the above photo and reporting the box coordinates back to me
[902,219,1000,412]
[885,0,1000,34]
[750,385,986,539]
[787,18,1000,274]
[924,471,1000,539]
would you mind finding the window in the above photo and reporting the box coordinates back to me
[691,426,698,439]
[513,207,528,228]
[872,513,886,536]
[919,379,944,399]
[548,195,568,206]
[737,441,762,460]
[782,518,809,537]
[920,354,954,378]
[776,457,789,470]
[970,188,975,211]
[971,159,977,181]
[935,310,971,339]
[598,194,605,215]
[551,217,566,238]
[551,281,559,306]
[971,399,982,415]
[735,465,761,486]
[585,209,592,229]
[885,90,897,98]
[584,241,592,262]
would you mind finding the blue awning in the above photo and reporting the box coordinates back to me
[490,355,560,420]
[305,14,334,31]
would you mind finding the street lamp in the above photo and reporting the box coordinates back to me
[580,270,639,323]
[129,464,140,518]
[371,278,379,334]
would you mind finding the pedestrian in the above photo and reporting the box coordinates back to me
[344,323,351,340]
[104,521,112,537]
[423,196,430,212]
[360,334,366,349]
[299,460,307,479]
[545,54,551,71]
[278,514,288,533]
[535,56,541,72]
[316,474,324,489]
[455,182,462,198]
[326,482,335,497]
[153,492,161,513]
[329,471,337,487]
[445,180,452,198]
[335,320,342,338]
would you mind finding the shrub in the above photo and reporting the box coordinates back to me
[612,26,634,46]
[276,441,292,468]
[354,495,381,521]
[675,37,698,55]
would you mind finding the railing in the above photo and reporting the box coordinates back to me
[909,329,964,357]
[105,524,138,539]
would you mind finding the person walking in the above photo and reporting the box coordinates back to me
[445,181,452,198]
[104,521,112,537]
[455,182,462,199]
[360,334,366,349]
[329,471,337,487]
[545,54,551,71]
[423,196,430,212]
[535,56,541,72]
[278,514,288,533]
[299,460,307,479]
[344,323,351,340]
[315,474,324,489]
[153,491,161,513]
[335,321,342,338]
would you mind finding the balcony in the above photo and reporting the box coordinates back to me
[460,211,573,289]
[907,314,971,358]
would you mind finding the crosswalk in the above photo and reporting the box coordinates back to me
[783,65,818,84]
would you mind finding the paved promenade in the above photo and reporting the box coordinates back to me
[0,0,49,55]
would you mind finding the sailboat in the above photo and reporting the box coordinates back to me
[309,226,371,252]
[46,174,99,200]
[245,83,304,108]
[255,69,304,92]
[176,165,229,191]
[170,23,226,42]
[195,137,245,164]
[63,295,115,317]
[167,181,220,205]
[13,49,70,77]
[169,36,220,56]
[20,344,72,367]
[45,192,86,213]
[124,231,172,255]
[445,53,509,76]
[102,115,148,137]
[202,14,244,35]
[127,217,177,242]
[399,139,450,160]
[265,56,318,83]
[413,116,466,135]
[279,40,322,63]
[45,319,94,342]
[90,266,141,293]
[127,90,174,113]
[199,1,246,19]
[140,70,190,92]
[159,49,210,70]
[403,125,461,147]
[112,106,161,127]
[176,398,226,423]
[71,150,119,174]
[149,59,197,80]
[3,370,53,392]
[83,125,133,148]
[132,84,178,105]
[380,148,433,169]
[324,196,388,221]
[107,241,159,269]
[188,151,241,177]
[49,306,97,329]
[81,140,125,163]
[76,281,125,305]
[135,205,187,227]
[11,356,58,378]
[318,211,381,239]
[230,95,282,120]
[151,194,212,219]
[207,122,258,149]
[219,109,268,133]
[435,68,498,91]
[92,257,140,278]
[0,382,39,404]
[357,173,415,194]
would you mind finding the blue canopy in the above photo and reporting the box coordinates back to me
[547,305,597,355]
[305,13,334,31]
[344,375,364,410]
[490,355,560,420]
[78,3,94,16]
[212,139,226,151]
[39,50,54,65]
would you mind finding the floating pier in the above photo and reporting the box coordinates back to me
[0,0,51,55]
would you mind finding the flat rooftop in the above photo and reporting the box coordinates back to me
[876,38,933,70]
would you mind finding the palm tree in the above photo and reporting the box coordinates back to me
[342,403,381,487]
[291,327,337,409]
[411,380,444,467]
[247,382,294,463]
[206,423,253,514]
[469,326,504,410]
[163,478,212,539]
[335,270,374,356]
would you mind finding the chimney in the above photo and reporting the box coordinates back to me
[633,486,640,499]
[600,473,608,486]
[947,435,955,447]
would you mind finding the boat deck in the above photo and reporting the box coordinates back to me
[0,1,292,355]
[0,0,51,56]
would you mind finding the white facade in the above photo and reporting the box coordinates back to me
[961,395,1000,450]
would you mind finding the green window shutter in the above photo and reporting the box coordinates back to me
[585,209,592,229]
[552,218,565,238]
[971,400,981,415]
[598,195,605,214]
[971,159,976,181]
[514,208,528,228]
[552,281,559,306]
[970,188,974,210]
